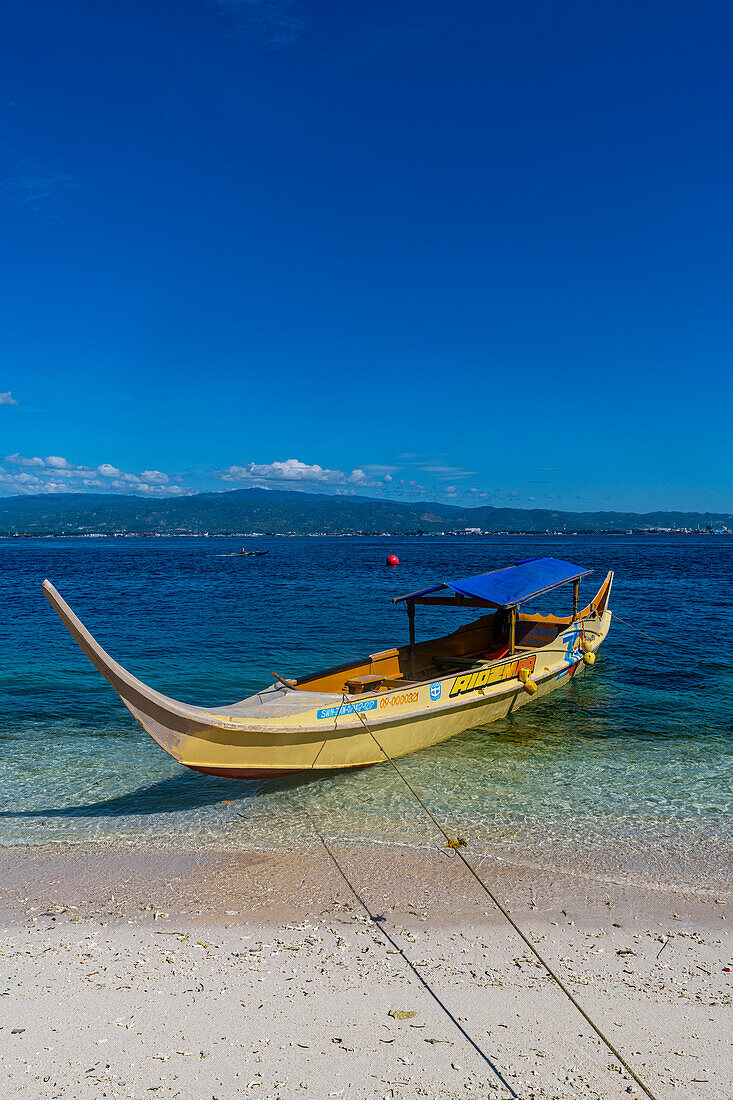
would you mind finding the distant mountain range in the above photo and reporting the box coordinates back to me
[0,487,730,536]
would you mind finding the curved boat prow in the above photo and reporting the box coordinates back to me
[41,580,336,780]
[41,580,217,762]
[43,579,171,704]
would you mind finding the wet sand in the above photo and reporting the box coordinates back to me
[0,841,730,1099]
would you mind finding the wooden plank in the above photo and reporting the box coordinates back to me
[272,671,297,690]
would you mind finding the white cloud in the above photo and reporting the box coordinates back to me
[0,453,190,498]
[421,464,476,479]
[217,457,488,501]
[0,392,19,406]
[5,471,42,487]
[221,458,377,488]
[0,449,493,503]
[7,453,96,479]
[7,453,44,466]
[157,484,188,495]
[362,463,400,477]
[0,469,75,495]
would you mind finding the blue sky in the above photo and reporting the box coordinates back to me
[1,0,732,512]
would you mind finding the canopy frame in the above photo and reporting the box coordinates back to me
[394,557,592,662]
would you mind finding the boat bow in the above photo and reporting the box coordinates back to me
[42,580,217,727]
[41,581,333,774]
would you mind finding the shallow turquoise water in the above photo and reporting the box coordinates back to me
[0,535,731,890]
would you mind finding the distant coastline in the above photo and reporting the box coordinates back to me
[0,486,730,538]
[3,528,731,539]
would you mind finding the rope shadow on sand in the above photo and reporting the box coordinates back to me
[309,820,521,1099]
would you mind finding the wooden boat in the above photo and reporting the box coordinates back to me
[42,557,613,781]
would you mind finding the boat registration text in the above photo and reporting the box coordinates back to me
[379,690,420,709]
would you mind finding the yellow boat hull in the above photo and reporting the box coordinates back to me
[42,576,612,779]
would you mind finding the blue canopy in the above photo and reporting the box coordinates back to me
[394,557,592,609]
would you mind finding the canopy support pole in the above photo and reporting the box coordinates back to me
[407,599,416,678]
[572,579,579,620]
[509,607,516,656]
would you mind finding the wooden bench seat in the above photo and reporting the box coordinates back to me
[344,673,391,694]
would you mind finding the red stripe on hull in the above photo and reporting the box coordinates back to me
[187,764,306,780]
[186,761,374,781]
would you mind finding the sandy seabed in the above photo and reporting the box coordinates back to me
[0,842,730,1100]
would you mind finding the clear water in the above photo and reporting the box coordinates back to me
[0,535,731,891]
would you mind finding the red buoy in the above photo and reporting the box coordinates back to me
[386,554,399,566]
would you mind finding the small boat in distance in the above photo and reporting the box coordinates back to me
[42,557,613,781]
[236,548,269,557]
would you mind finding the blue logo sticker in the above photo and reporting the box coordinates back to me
[316,699,378,720]
[429,682,442,701]
[562,628,582,664]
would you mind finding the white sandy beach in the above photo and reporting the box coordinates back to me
[0,844,730,1099]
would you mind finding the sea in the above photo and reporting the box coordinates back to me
[1,535,731,893]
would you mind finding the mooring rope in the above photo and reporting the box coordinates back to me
[340,691,662,1100]
[610,613,667,648]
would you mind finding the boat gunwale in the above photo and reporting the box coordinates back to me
[41,571,613,740]
[200,607,612,736]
